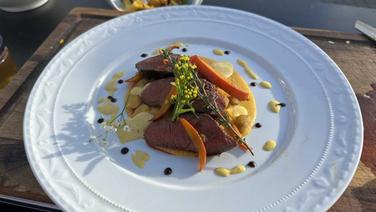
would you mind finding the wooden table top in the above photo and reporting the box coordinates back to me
[0,7,374,211]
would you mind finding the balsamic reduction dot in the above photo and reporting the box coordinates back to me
[278,102,286,107]
[97,118,104,124]
[121,147,129,155]
[107,95,113,100]
[110,98,117,103]
[247,161,256,168]
[181,48,187,52]
[250,82,256,86]
[140,53,148,58]
[164,167,172,175]
[254,123,262,128]
[224,50,230,55]
[118,79,124,84]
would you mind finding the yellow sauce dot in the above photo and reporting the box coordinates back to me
[214,168,231,177]
[213,48,225,56]
[97,101,119,116]
[230,165,246,174]
[97,97,106,104]
[237,59,258,80]
[113,72,124,78]
[131,150,150,168]
[263,140,277,151]
[105,79,118,95]
[260,81,272,89]
[268,100,281,113]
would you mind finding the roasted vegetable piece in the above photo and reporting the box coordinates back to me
[190,55,249,100]
[125,72,143,83]
[179,118,207,171]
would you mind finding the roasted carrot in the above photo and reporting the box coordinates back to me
[124,72,143,83]
[152,86,177,120]
[190,55,249,100]
[179,118,207,171]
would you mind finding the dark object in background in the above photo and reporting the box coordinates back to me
[0,34,18,89]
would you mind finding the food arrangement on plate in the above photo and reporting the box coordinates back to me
[123,0,186,12]
[95,43,283,176]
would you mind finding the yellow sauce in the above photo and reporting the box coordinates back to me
[116,112,154,143]
[126,112,154,131]
[263,140,277,151]
[213,48,225,56]
[97,100,119,116]
[114,71,124,78]
[97,97,106,104]
[105,72,124,95]
[268,100,281,113]
[105,79,118,95]
[214,168,231,177]
[117,128,142,143]
[131,150,150,168]
[211,61,233,78]
[230,165,246,174]
[236,59,258,80]
[215,165,246,177]
[260,81,272,89]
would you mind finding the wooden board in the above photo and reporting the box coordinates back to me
[0,7,374,211]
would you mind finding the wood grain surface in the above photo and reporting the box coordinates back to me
[0,7,374,211]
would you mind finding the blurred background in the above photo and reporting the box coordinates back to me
[0,0,375,67]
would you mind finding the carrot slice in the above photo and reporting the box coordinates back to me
[190,55,249,100]
[179,118,207,171]
[125,72,143,83]
[152,86,177,120]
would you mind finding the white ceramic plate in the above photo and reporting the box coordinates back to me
[24,6,363,212]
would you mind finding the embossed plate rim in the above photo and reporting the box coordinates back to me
[24,5,363,212]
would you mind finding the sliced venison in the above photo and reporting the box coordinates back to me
[135,54,180,78]
[144,113,237,156]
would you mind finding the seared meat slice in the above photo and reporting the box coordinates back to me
[144,113,237,156]
[192,79,229,115]
[135,54,180,78]
[141,78,174,107]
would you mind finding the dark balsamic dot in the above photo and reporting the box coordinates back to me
[224,50,230,55]
[118,79,124,84]
[97,118,104,124]
[247,161,256,168]
[140,53,148,58]
[278,102,286,107]
[250,82,256,86]
[164,167,172,175]
[107,96,113,100]
[121,147,129,155]
[110,98,117,103]
[254,123,262,128]
[181,48,187,52]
